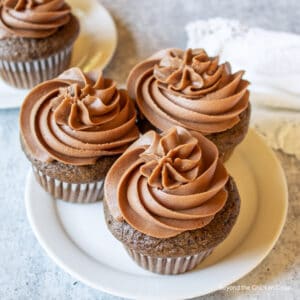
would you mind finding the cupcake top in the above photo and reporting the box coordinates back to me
[0,0,72,39]
[20,67,140,166]
[127,48,250,135]
[105,126,229,238]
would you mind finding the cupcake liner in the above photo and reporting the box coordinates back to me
[32,166,103,203]
[125,247,213,275]
[0,45,73,89]
[220,148,235,162]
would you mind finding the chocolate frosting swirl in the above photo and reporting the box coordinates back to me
[20,68,139,166]
[0,0,71,38]
[127,48,250,135]
[105,126,229,238]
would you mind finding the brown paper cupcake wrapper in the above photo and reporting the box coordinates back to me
[0,46,73,89]
[33,166,103,203]
[220,148,235,162]
[125,247,213,275]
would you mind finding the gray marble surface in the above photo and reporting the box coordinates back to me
[0,0,299,299]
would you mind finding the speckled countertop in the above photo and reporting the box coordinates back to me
[0,0,299,299]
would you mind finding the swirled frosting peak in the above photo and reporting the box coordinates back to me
[127,48,250,134]
[139,128,202,190]
[0,0,71,38]
[153,48,220,94]
[52,75,119,130]
[20,68,140,166]
[105,126,229,238]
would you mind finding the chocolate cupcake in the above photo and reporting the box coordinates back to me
[127,48,251,161]
[104,126,240,274]
[0,0,80,89]
[20,67,139,203]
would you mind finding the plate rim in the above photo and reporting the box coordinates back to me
[0,0,117,110]
[25,129,288,300]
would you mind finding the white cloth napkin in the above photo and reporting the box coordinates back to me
[186,18,300,159]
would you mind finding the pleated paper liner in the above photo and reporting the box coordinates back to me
[33,166,103,203]
[0,46,72,89]
[220,148,235,162]
[125,247,213,275]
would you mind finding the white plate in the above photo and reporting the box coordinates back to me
[25,129,288,300]
[0,0,117,109]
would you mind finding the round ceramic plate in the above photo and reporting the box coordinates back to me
[0,0,117,109]
[25,129,288,300]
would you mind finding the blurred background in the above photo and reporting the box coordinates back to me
[101,0,300,83]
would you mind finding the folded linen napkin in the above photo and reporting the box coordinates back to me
[186,18,300,159]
